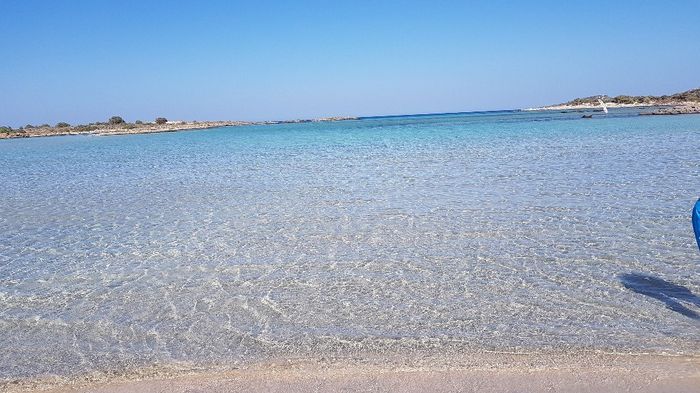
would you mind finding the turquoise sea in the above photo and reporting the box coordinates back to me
[1,109,699,384]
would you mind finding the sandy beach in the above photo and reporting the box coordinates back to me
[524,102,656,111]
[7,353,699,393]
[524,101,700,112]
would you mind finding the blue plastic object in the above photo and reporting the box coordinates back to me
[693,199,700,251]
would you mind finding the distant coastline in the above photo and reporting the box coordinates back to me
[4,87,700,140]
[524,88,700,114]
[0,116,358,140]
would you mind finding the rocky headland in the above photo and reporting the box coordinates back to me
[526,88,700,115]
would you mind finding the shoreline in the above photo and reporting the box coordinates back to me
[524,102,659,111]
[6,352,699,393]
[0,117,358,140]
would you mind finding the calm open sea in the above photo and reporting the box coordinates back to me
[1,109,699,383]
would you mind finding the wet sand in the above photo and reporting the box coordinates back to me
[8,353,699,393]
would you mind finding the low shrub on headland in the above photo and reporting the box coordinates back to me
[73,125,98,132]
[109,116,125,125]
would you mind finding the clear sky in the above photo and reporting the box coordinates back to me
[1,0,699,127]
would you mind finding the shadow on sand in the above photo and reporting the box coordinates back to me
[620,273,700,320]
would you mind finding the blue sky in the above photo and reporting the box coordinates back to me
[1,1,699,126]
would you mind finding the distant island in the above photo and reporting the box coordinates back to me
[0,116,358,139]
[526,88,700,115]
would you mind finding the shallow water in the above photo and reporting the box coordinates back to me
[1,109,699,382]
